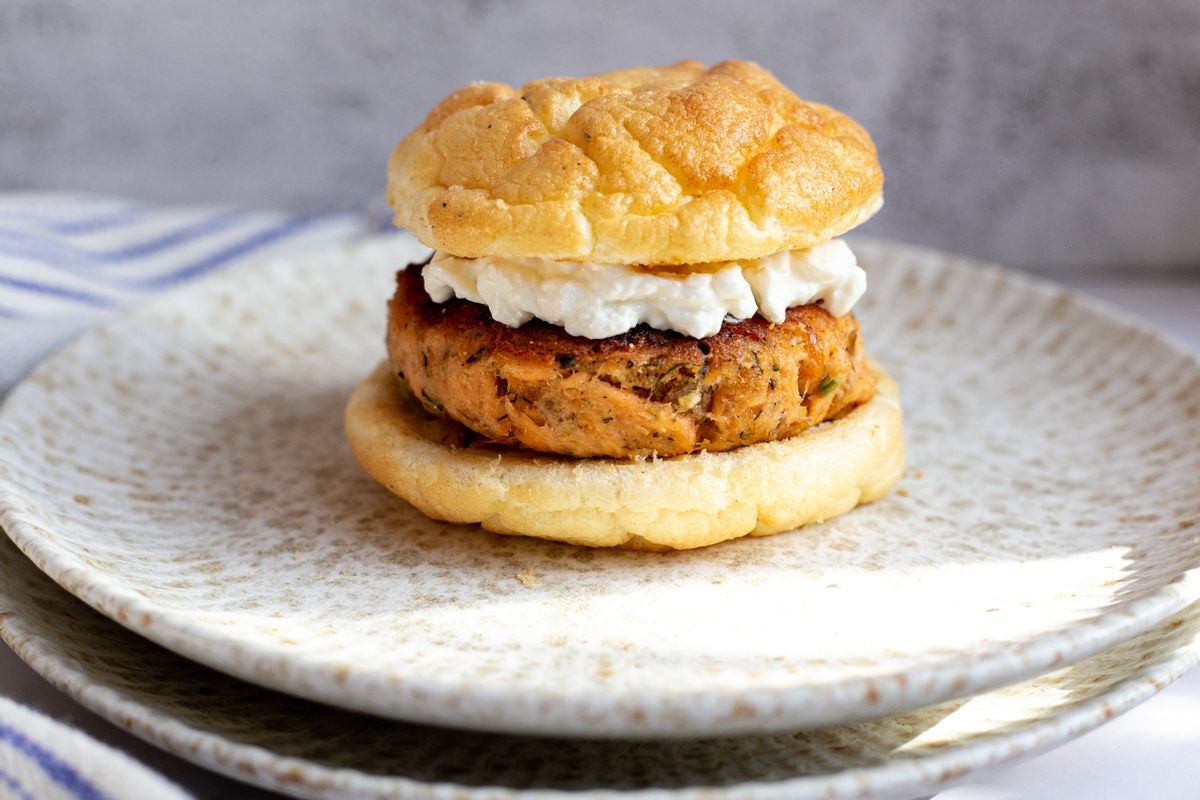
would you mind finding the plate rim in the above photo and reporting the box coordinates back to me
[2,235,1199,737]
[0,536,1197,800]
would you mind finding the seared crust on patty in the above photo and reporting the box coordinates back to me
[387,264,876,458]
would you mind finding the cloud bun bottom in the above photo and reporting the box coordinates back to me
[345,361,904,551]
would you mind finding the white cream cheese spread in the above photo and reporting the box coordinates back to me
[423,238,866,339]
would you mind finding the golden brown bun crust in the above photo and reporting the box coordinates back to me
[387,264,875,458]
[388,60,883,265]
[345,362,905,551]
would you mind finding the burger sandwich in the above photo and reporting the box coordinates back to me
[345,60,904,550]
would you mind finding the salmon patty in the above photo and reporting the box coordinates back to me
[387,263,876,459]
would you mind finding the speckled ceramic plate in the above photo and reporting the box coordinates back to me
[1,235,1199,738]
[1,534,1198,800]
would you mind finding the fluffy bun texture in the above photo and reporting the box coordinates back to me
[345,361,905,551]
[388,60,883,266]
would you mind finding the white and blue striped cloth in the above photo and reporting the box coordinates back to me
[0,192,386,798]
[0,192,379,393]
[0,697,192,800]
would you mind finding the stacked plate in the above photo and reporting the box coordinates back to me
[2,236,1199,799]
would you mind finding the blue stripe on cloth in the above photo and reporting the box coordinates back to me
[49,207,148,235]
[0,213,333,293]
[0,274,112,307]
[0,202,147,232]
[0,722,111,800]
[0,209,247,268]
[0,764,37,800]
[101,210,246,260]
[0,230,99,271]
[132,213,328,289]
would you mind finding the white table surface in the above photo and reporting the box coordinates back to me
[2,277,1198,800]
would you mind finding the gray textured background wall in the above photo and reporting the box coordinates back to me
[2,0,1198,275]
